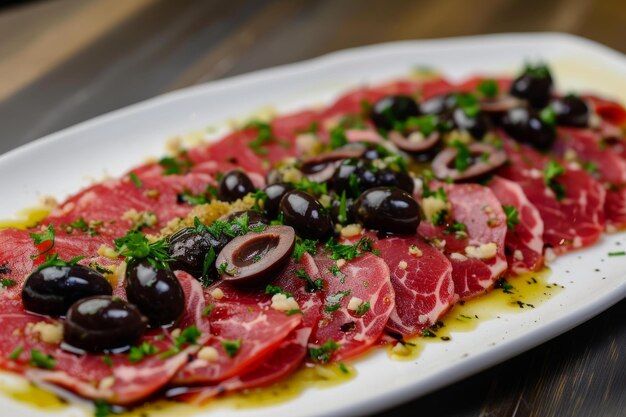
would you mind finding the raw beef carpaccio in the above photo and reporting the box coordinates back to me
[417,182,508,300]
[0,66,625,411]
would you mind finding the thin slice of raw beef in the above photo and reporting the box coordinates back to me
[0,228,119,300]
[310,251,394,362]
[45,170,216,236]
[499,137,606,255]
[584,95,626,127]
[417,182,508,300]
[553,127,626,229]
[488,176,544,274]
[345,231,454,337]
[171,327,311,403]
[0,273,208,405]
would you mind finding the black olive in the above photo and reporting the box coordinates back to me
[218,170,255,202]
[168,227,227,279]
[451,108,490,139]
[356,166,379,192]
[354,187,420,235]
[300,148,365,183]
[370,95,420,130]
[216,225,295,284]
[330,195,356,225]
[502,107,556,150]
[330,162,359,197]
[22,265,112,317]
[63,296,148,353]
[125,260,185,328]
[431,142,507,182]
[551,96,590,127]
[263,183,294,219]
[221,210,269,234]
[510,65,553,109]
[279,190,333,240]
[376,170,415,194]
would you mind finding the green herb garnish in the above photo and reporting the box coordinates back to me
[308,339,340,363]
[129,172,142,188]
[543,160,566,200]
[292,239,318,263]
[503,205,520,231]
[222,339,242,358]
[477,79,499,98]
[129,342,159,363]
[29,349,56,369]
[114,230,171,269]
[295,268,324,293]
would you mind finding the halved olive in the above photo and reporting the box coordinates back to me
[300,148,365,183]
[510,65,553,109]
[218,170,255,202]
[502,107,556,150]
[63,296,148,353]
[22,265,112,317]
[370,95,420,130]
[263,183,294,219]
[431,142,507,182]
[354,187,420,234]
[125,260,185,328]
[280,190,333,240]
[168,227,227,279]
[216,225,295,283]
[551,96,590,127]
[388,130,441,154]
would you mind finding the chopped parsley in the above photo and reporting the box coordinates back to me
[8,346,23,361]
[161,325,202,359]
[582,161,598,174]
[102,355,113,367]
[608,251,626,257]
[286,309,304,316]
[295,268,324,293]
[114,230,171,269]
[159,155,192,175]
[443,221,467,239]
[222,339,242,358]
[539,106,557,126]
[338,363,350,374]
[452,140,472,172]
[29,349,56,369]
[325,236,376,261]
[422,329,437,338]
[324,290,351,312]
[35,253,86,272]
[329,126,348,149]
[29,224,56,258]
[129,172,142,188]
[67,217,100,236]
[202,304,215,316]
[477,79,499,98]
[521,63,552,79]
[178,191,211,206]
[402,114,439,136]
[129,342,159,363]
[455,93,480,118]
[292,238,318,263]
[253,189,268,211]
[265,284,293,298]
[246,121,274,155]
[200,247,217,286]
[218,261,238,276]
[94,399,112,417]
[291,177,328,195]
[355,301,371,315]
[1,278,17,288]
[309,339,340,363]
[503,205,520,231]
[543,160,566,200]
[496,278,515,294]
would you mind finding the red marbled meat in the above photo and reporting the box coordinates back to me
[44,169,216,236]
[174,327,312,404]
[310,252,394,362]
[355,232,454,337]
[0,273,208,405]
[173,299,301,385]
[417,182,508,300]
[488,176,544,274]
[554,127,626,229]
[499,137,606,254]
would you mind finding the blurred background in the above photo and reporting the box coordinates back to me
[1,0,625,153]
[0,1,625,416]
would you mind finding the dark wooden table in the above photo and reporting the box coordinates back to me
[1,1,625,416]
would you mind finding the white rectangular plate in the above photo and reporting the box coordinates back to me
[1,33,626,417]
